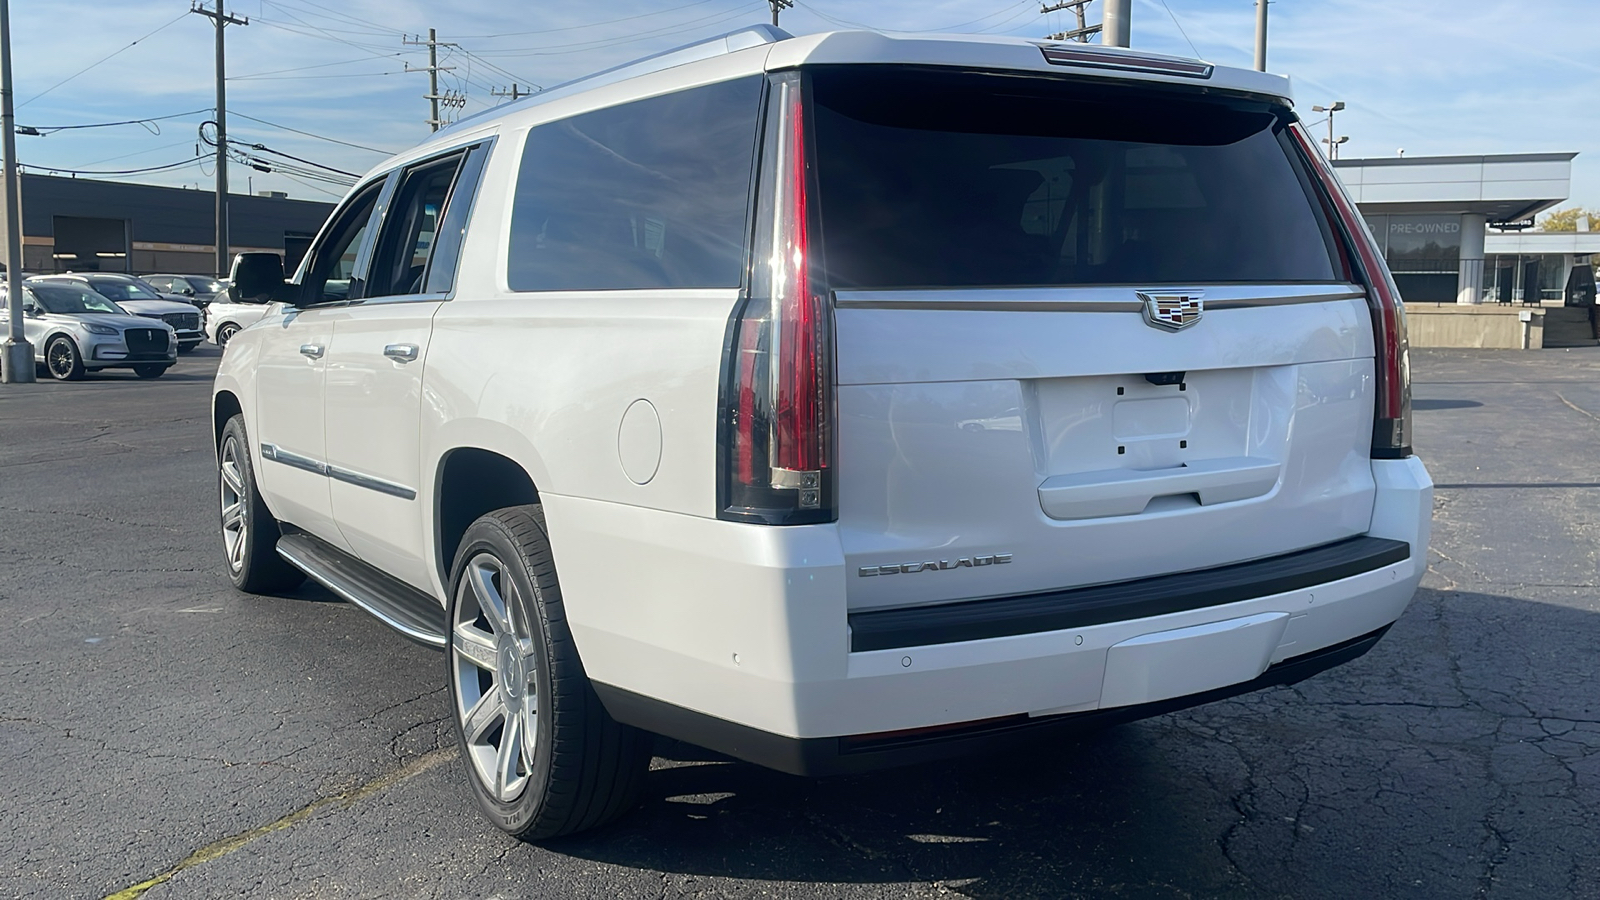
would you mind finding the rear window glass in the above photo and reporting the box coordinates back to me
[507,76,763,292]
[809,67,1339,289]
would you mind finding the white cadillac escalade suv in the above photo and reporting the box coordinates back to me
[213,27,1432,839]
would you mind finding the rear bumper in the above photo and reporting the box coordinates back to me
[596,624,1391,776]
[548,456,1430,767]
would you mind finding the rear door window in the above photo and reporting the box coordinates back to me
[809,67,1340,289]
[507,76,764,292]
[365,151,466,299]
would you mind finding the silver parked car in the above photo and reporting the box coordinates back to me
[29,274,205,352]
[0,282,177,380]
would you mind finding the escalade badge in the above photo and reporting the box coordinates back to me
[1138,291,1204,331]
[859,554,1012,577]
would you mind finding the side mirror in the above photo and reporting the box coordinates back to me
[229,252,291,303]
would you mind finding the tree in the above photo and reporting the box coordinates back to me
[1539,208,1600,269]
[1539,207,1599,232]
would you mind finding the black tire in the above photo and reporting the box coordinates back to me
[218,414,305,594]
[45,335,84,381]
[133,364,169,379]
[216,323,240,347]
[446,505,652,840]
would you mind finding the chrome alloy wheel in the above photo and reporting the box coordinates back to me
[452,553,537,803]
[218,434,248,573]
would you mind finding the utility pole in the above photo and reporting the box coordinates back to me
[769,0,793,27]
[1254,0,1268,71]
[405,29,457,132]
[1102,0,1130,47]
[1312,102,1348,159]
[1042,1,1102,43]
[0,0,32,382]
[191,1,247,280]
[491,84,533,103]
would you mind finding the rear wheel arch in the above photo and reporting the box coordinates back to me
[435,447,540,588]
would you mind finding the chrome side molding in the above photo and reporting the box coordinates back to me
[259,442,417,500]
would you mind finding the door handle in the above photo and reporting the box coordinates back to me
[299,343,325,359]
[383,343,419,363]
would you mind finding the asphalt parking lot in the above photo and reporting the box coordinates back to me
[2,344,1598,900]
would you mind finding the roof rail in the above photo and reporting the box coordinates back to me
[448,24,790,131]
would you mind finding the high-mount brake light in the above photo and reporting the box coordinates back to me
[719,73,833,524]
[1038,45,1214,79]
[1289,122,1412,458]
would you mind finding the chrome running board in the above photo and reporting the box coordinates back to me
[276,532,447,648]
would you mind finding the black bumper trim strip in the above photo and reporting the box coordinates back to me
[848,536,1410,652]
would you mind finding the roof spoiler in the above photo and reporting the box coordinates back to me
[450,24,791,130]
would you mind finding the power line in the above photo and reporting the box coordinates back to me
[450,0,729,39]
[1157,0,1200,57]
[23,157,205,177]
[229,112,394,154]
[250,1,537,99]
[268,0,406,36]
[276,171,346,198]
[74,138,199,169]
[18,11,190,108]
[230,70,405,81]
[233,141,359,178]
[18,108,211,136]
[230,54,404,79]
[468,6,758,58]
[200,120,360,178]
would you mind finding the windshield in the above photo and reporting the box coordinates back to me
[28,284,126,315]
[88,279,162,301]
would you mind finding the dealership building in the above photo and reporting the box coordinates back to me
[1333,152,1600,347]
[0,173,334,277]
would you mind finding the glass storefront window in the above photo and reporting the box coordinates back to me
[1386,214,1462,302]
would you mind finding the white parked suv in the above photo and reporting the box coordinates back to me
[213,27,1431,839]
[201,288,274,347]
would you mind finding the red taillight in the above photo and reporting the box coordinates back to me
[1289,123,1412,458]
[720,73,833,523]
[771,83,826,477]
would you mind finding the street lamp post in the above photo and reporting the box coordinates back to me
[1311,101,1348,160]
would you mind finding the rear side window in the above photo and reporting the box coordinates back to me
[809,67,1340,289]
[507,76,764,292]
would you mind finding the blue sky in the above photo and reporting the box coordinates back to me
[10,0,1598,213]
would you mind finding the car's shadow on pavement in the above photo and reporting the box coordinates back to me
[524,586,1600,898]
[524,720,1247,897]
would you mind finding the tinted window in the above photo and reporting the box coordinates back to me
[302,181,383,303]
[810,68,1339,288]
[507,76,763,292]
[425,144,490,294]
[367,152,464,298]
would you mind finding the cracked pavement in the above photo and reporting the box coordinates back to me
[2,345,1597,899]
